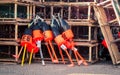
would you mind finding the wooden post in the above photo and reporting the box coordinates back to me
[68,6,71,20]
[88,4,91,20]
[61,7,63,18]
[88,26,91,41]
[96,45,98,60]
[30,5,33,19]
[14,3,18,62]
[33,5,36,17]
[88,4,92,41]
[15,24,18,61]
[14,3,17,19]
[76,6,79,19]
[44,7,46,19]
[27,5,30,19]
[51,6,53,19]
[89,46,92,62]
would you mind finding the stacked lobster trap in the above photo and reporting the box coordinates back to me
[0,0,120,65]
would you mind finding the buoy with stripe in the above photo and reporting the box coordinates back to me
[41,22,54,42]
[31,20,46,65]
[40,21,59,63]
[32,25,44,43]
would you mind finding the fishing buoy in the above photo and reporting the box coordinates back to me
[20,28,33,66]
[102,39,107,48]
[44,30,53,42]
[21,35,33,47]
[41,22,59,63]
[27,42,39,53]
[57,14,88,66]
[21,28,33,47]
[62,29,74,40]
[64,41,74,49]
[54,35,66,47]
[118,32,120,38]
[32,25,44,43]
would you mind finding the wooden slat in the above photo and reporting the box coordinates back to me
[0,38,16,41]
[111,38,120,43]
[75,42,98,47]
[0,41,19,46]
[34,2,94,6]
[109,18,117,24]
[74,39,97,43]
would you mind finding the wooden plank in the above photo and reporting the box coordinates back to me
[0,38,16,41]
[0,41,19,46]
[93,6,120,65]
[96,0,110,6]
[75,42,98,47]
[34,2,94,6]
[67,21,95,26]
[111,38,120,43]
[74,39,97,43]
[109,18,117,24]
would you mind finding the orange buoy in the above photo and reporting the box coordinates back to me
[62,29,74,40]
[54,35,66,47]
[21,35,32,47]
[44,30,53,42]
[32,30,44,43]
[27,42,39,53]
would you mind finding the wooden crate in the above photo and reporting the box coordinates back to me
[75,42,99,63]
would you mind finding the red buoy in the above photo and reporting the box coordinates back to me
[102,39,107,48]
[27,42,39,53]
[118,32,120,38]
[64,41,75,49]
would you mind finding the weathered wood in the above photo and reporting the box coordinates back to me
[0,38,16,41]
[97,0,110,6]
[75,42,98,47]
[74,39,97,43]
[111,38,120,43]
[109,18,117,24]
[93,6,120,65]
[0,41,19,46]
